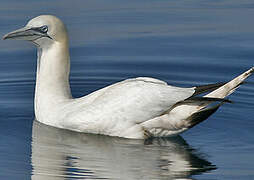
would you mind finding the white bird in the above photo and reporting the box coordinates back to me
[3,15,254,139]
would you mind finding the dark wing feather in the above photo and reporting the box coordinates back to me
[187,103,222,128]
[193,82,226,96]
[186,96,232,103]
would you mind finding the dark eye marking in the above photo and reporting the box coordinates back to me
[31,25,49,34]
[29,25,52,40]
[39,25,48,33]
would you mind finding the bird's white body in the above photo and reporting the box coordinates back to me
[4,15,254,139]
[33,38,194,138]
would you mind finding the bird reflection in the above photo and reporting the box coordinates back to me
[31,120,216,180]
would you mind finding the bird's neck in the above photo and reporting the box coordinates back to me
[34,42,72,123]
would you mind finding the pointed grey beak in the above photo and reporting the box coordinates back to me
[3,26,51,41]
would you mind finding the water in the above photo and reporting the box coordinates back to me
[0,0,254,179]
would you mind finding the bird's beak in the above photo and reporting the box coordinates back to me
[3,26,50,41]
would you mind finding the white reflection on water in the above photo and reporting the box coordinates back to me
[31,120,216,180]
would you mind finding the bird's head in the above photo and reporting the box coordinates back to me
[3,15,68,48]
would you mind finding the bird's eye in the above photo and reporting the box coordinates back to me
[40,25,48,33]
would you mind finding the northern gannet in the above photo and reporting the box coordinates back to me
[3,15,254,139]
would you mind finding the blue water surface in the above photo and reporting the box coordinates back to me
[0,0,254,179]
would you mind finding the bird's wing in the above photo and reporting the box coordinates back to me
[92,77,194,122]
[63,77,195,137]
[82,77,195,123]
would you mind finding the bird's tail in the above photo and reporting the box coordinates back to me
[173,67,254,129]
[205,67,254,98]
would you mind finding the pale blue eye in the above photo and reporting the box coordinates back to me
[40,25,48,33]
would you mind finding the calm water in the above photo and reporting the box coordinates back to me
[0,0,254,179]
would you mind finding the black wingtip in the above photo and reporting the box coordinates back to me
[186,96,232,104]
[187,103,222,129]
[193,82,226,96]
